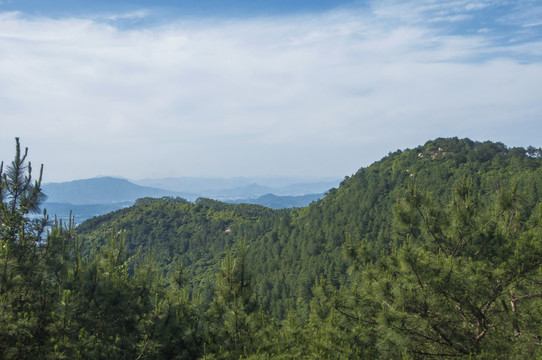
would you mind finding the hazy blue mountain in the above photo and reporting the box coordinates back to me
[42,176,192,205]
[40,176,337,222]
[227,193,324,209]
[134,176,264,192]
[43,202,133,224]
[41,177,195,222]
[204,183,275,200]
[134,176,340,198]
[267,181,340,196]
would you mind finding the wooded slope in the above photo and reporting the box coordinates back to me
[77,137,542,317]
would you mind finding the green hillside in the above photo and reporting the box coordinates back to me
[77,138,542,317]
[2,137,541,359]
[77,197,283,302]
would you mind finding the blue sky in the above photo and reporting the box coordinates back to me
[1,0,541,182]
[0,0,359,17]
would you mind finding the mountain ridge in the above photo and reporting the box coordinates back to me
[42,176,339,221]
[43,176,188,205]
[7,137,541,358]
[76,137,542,318]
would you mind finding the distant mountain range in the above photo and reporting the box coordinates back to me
[133,176,340,198]
[43,177,185,204]
[41,176,340,222]
[227,193,324,209]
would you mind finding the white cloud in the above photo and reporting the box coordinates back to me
[465,2,493,12]
[0,1,541,181]
[523,21,542,28]
[104,9,150,21]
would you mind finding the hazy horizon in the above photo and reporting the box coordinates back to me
[42,174,342,185]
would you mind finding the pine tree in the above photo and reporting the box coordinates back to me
[204,241,266,358]
[330,178,542,358]
[0,138,53,357]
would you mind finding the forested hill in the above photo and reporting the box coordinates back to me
[295,137,542,255]
[3,137,542,359]
[77,137,542,316]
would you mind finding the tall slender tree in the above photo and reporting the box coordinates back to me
[0,138,52,357]
[204,241,268,358]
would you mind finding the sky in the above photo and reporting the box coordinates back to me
[0,0,541,183]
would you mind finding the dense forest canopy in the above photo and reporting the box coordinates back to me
[1,137,541,359]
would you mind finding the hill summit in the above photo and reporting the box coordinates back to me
[77,137,542,315]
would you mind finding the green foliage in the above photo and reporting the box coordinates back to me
[0,138,52,357]
[76,137,542,321]
[4,137,542,359]
[1,139,205,359]
[204,242,268,358]
[77,196,282,306]
[312,177,542,359]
